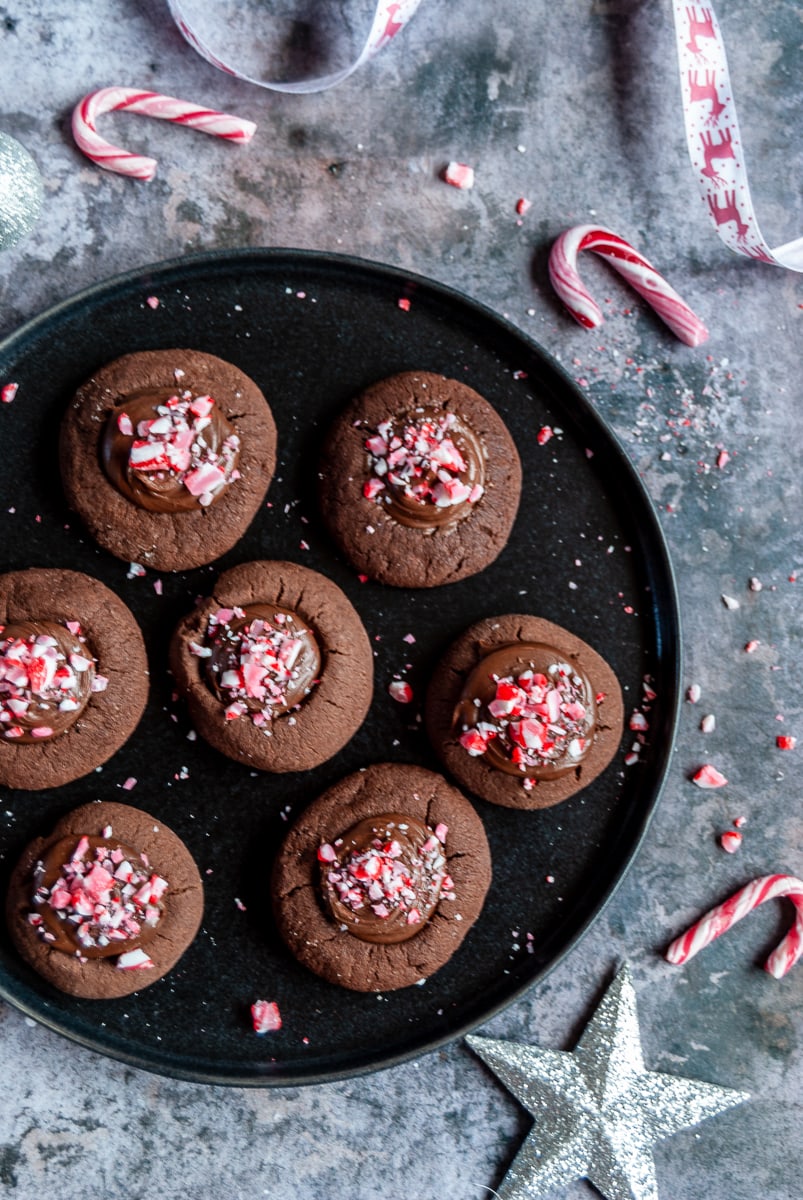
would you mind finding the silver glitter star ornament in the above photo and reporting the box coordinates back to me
[0,132,43,251]
[467,963,749,1200]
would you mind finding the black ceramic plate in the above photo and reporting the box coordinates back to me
[0,249,680,1085]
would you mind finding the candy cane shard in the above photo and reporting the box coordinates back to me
[71,87,257,180]
[548,224,710,347]
[666,873,803,979]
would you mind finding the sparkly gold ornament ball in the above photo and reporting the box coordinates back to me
[0,132,43,251]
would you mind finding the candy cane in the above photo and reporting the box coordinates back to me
[666,874,803,979]
[71,87,256,181]
[548,225,710,347]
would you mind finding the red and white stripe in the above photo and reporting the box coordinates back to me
[548,225,710,347]
[71,87,256,180]
[666,873,803,979]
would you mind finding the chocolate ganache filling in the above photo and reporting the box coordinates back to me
[363,407,485,531]
[0,619,98,742]
[30,833,167,959]
[101,386,241,513]
[202,604,321,727]
[455,642,596,780]
[318,813,451,945]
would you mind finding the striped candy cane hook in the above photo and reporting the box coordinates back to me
[548,225,710,346]
[72,88,256,180]
[666,874,803,979]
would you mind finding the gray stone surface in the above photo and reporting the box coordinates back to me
[0,2,801,1197]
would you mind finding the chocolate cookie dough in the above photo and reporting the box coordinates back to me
[424,614,625,810]
[60,348,277,572]
[318,371,522,588]
[0,568,148,790]
[169,560,373,773]
[6,801,203,999]
[272,762,491,991]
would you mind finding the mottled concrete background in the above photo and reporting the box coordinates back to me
[0,2,801,1198]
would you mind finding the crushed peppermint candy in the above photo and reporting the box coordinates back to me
[320,816,452,943]
[1,382,19,404]
[363,411,483,513]
[388,680,413,704]
[776,735,796,751]
[204,606,319,733]
[720,830,742,854]
[692,764,728,789]
[443,161,474,189]
[459,659,594,774]
[0,621,96,741]
[30,831,167,960]
[251,999,282,1033]
[117,947,155,970]
[120,391,240,506]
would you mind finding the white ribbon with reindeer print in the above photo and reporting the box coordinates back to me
[673,3,803,270]
[165,0,802,271]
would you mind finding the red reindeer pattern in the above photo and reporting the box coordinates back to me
[376,3,404,48]
[685,7,716,56]
[700,128,736,184]
[707,190,749,241]
[688,70,726,122]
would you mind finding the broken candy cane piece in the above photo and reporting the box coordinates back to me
[72,87,256,180]
[116,947,154,970]
[666,874,803,979]
[443,162,475,189]
[692,763,728,788]
[548,225,709,346]
[251,999,282,1033]
[719,830,742,854]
